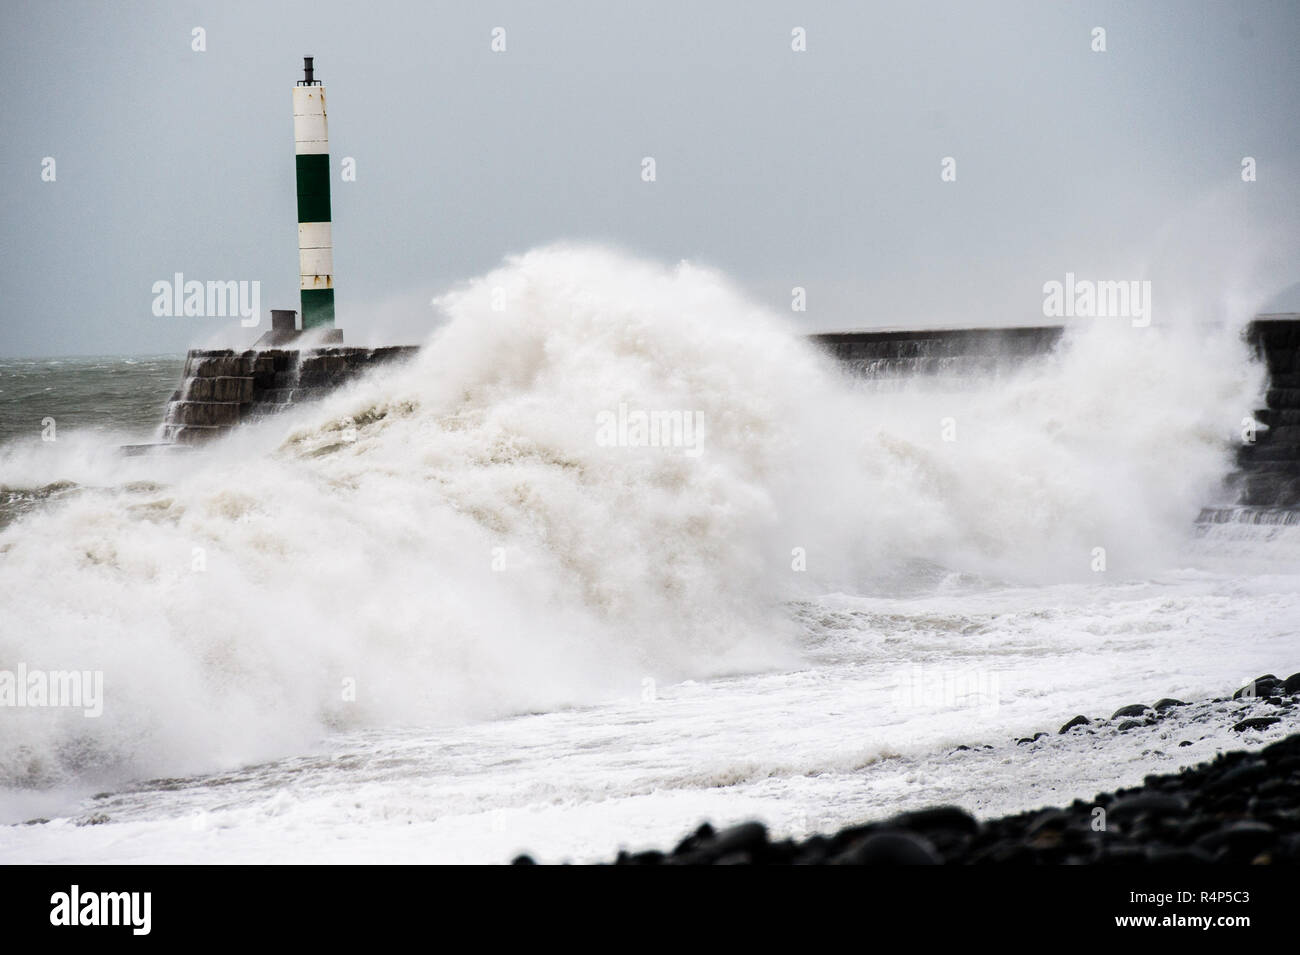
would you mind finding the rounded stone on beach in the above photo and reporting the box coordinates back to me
[1234,675,1282,699]
[1232,716,1282,732]
[889,806,979,835]
[836,831,941,865]
[1111,703,1152,720]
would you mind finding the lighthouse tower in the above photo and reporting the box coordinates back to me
[292,56,336,335]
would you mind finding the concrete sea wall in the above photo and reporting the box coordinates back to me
[153,327,1066,448]
[152,318,1300,523]
[159,346,418,445]
[1220,314,1300,512]
[810,325,1065,383]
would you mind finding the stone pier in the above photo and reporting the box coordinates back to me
[125,317,1300,528]
[1214,314,1300,514]
[810,325,1065,383]
[143,345,418,447]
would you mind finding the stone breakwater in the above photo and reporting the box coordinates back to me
[513,671,1300,865]
[156,346,418,446]
[1208,314,1300,515]
[144,327,1065,449]
[809,325,1064,386]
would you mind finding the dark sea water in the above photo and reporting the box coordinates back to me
[0,355,184,447]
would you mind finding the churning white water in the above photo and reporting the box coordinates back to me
[1,245,1296,862]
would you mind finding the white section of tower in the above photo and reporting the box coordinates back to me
[292,86,328,155]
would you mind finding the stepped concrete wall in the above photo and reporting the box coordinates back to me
[159,346,418,445]
[147,319,1300,523]
[809,325,1065,384]
[153,327,1066,447]
[1225,314,1300,509]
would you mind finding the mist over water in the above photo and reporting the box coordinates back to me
[0,245,1272,806]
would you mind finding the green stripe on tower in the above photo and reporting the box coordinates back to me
[300,287,335,330]
[295,154,332,225]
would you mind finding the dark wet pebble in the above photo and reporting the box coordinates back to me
[1059,715,1090,733]
[710,821,768,856]
[1233,716,1283,732]
[889,805,979,835]
[1195,821,1276,860]
[1234,675,1283,699]
[834,831,940,865]
[1205,760,1269,794]
[1111,703,1153,719]
[1108,792,1190,820]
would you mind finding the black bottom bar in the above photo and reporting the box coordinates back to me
[0,865,1288,942]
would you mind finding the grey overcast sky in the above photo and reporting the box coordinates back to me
[2,0,1299,357]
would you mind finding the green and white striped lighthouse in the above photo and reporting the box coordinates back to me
[293,56,334,332]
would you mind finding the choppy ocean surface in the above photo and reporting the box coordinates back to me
[1,246,1297,863]
[0,355,183,447]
